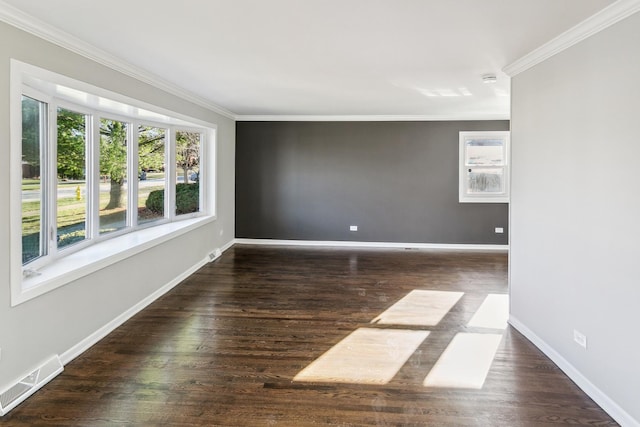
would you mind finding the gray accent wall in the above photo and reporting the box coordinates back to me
[236,120,509,244]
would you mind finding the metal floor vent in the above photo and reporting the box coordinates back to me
[0,355,63,416]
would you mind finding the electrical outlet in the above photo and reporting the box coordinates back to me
[495,227,504,234]
[573,330,587,349]
[349,225,358,232]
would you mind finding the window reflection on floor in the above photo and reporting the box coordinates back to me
[423,332,503,389]
[294,289,509,389]
[467,294,509,330]
[293,328,429,384]
[371,290,464,327]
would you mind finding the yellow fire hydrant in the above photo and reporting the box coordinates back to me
[76,185,81,200]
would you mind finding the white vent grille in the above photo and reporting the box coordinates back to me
[0,355,63,416]
[0,383,31,410]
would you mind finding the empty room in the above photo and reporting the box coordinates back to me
[1,0,638,426]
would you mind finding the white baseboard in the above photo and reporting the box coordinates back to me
[219,238,235,254]
[60,241,233,365]
[234,238,508,252]
[508,315,639,427]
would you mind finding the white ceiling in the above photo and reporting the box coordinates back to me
[1,0,616,119]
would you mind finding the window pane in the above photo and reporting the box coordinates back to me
[21,95,46,264]
[138,125,166,224]
[57,108,87,249]
[466,168,504,194]
[99,118,129,234]
[175,131,201,215]
[465,138,504,166]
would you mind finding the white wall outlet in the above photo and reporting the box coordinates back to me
[219,229,224,236]
[573,329,587,349]
[349,225,358,232]
[495,227,504,234]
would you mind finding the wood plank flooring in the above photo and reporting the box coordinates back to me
[3,245,618,426]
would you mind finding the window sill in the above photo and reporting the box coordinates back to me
[14,216,215,306]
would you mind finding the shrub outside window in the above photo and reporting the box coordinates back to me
[175,130,201,216]
[138,125,167,225]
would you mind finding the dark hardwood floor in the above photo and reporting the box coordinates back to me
[3,245,617,426]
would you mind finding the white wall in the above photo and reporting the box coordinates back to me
[510,11,640,426]
[0,22,235,389]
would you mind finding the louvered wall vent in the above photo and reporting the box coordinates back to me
[0,355,63,416]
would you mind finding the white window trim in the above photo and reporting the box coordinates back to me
[19,87,53,271]
[173,127,207,219]
[54,100,96,257]
[10,59,218,306]
[458,131,510,203]
[135,122,169,228]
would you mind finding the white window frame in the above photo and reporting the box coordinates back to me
[19,87,52,270]
[135,122,171,228]
[10,60,217,306]
[51,100,95,259]
[173,127,207,218]
[95,113,135,238]
[459,131,510,203]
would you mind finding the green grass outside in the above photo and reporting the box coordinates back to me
[22,179,83,191]
[22,183,165,236]
[21,175,193,263]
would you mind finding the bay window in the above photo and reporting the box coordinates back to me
[11,60,216,305]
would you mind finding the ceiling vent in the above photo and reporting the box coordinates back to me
[482,74,497,84]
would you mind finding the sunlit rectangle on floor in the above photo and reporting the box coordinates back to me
[294,328,429,385]
[423,332,502,389]
[467,294,509,329]
[371,290,463,327]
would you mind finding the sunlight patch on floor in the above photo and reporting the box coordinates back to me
[371,290,464,327]
[467,294,509,329]
[423,332,503,389]
[294,328,429,385]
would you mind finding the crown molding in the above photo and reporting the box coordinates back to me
[0,1,237,120]
[504,0,640,77]
[236,113,510,122]
[0,1,510,123]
